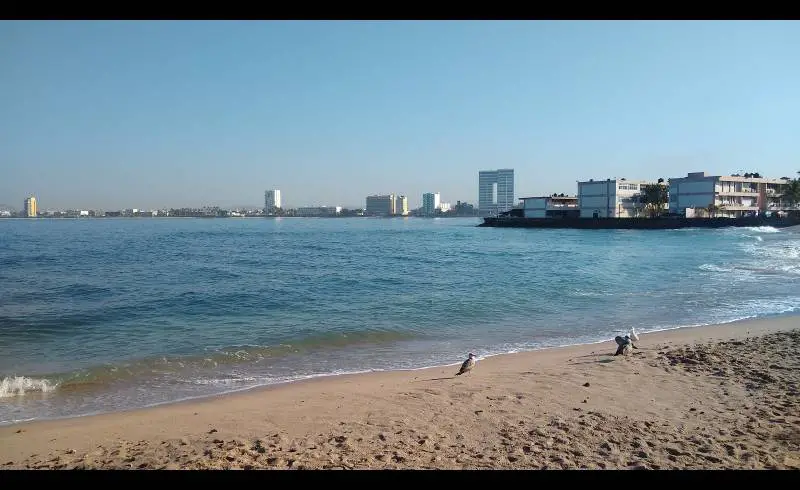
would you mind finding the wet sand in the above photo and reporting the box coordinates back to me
[1,315,798,469]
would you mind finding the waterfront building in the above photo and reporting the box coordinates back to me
[394,195,409,216]
[23,196,38,217]
[577,178,658,218]
[668,172,793,217]
[264,189,282,214]
[422,192,441,216]
[520,195,579,218]
[366,194,395,216]
[295,206,342,217]
[478,169,515,216]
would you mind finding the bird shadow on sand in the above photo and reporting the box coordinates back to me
[568,351,648,366]
[413,376,458,382]
[567,354,617,366]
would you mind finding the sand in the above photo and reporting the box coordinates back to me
[1,315,798,470]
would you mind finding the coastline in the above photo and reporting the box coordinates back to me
[1,314,798,469]
[3,311,797,427]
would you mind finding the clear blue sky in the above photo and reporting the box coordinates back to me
[2,20,798,210]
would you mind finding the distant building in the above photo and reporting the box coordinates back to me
[296,206,342,217]
[366,194,407,216]
[439,202,451,213]
[668,172,793,218]
[264,189,282,214]
[478,169,515,216]
[520,195,579,218]
[366,194,395,216]
[577,178,656,218]
[394,195,409,216]
[422,192,441,216]
[23,196,37,218]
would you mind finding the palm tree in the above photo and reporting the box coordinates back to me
[784,171,800,214]
[638,183,669,218]
[706,203,727,218]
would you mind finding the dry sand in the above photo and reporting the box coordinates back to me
[1,315,799,470]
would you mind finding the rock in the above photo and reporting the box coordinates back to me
[583,382,590,387]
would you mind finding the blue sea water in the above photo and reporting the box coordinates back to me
[0,217,798,425]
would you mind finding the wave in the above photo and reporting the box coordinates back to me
[0,327,418,398]
[0,376,59,398]
[741,226,781,234]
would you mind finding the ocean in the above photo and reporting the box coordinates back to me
[1,217,798,425]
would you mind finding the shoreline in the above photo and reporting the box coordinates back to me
[2,314,799,469]
[3,311,797,428]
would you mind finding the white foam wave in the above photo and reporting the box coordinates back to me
[0,376,59,398]
[743,226,781,234]
[698,263,735,273]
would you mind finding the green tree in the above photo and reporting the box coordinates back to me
[638,183,669,218]
[706,203,725,218]
[784,171,800,214]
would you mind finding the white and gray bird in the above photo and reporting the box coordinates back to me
[456,353,476,376]
[614,335,638,356]
[629,327,640,342]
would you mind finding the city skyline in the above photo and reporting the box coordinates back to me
[2,21,799,209]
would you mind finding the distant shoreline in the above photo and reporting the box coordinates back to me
[0,215,482,220]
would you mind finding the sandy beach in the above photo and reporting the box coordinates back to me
[1,315,798,470]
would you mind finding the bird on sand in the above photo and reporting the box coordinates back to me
[614,335,638,356]
[456,353,476,376]
[629,328,640,342]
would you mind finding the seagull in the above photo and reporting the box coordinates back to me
[629,328,640,342]
[614,335,638,356]
[456,353,476,376]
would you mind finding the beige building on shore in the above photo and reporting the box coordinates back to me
[24,196,38,217]
[668,172,793,217]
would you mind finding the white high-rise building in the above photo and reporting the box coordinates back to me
[478,169,515,216]
[264,189,282,214]
[422,192,441,216]
[395,195,409,216]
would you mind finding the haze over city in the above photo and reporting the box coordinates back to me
[2,20,799,210]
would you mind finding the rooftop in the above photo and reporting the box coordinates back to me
[519,195,578,201]
[577,178,655,184]
[671,172,791,184]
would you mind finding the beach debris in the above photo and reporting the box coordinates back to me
[583,382,590,387]
[455,353,476,376]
